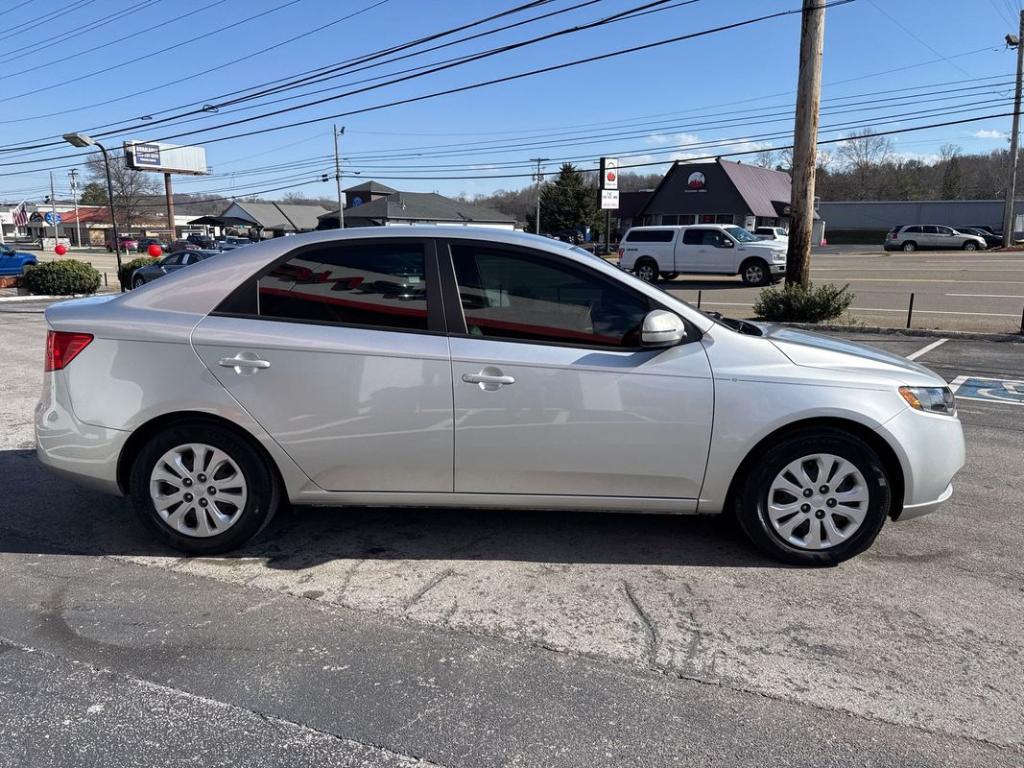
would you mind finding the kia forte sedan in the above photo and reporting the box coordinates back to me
[35,227,965,566]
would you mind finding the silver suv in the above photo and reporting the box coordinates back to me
[884,225,986,252]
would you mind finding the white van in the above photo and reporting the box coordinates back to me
[618,225,787,285]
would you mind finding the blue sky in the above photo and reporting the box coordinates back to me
[1,0,1020,204]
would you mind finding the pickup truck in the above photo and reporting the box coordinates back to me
[618,224,787,285]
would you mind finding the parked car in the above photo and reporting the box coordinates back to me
[754,226,789,243]
[883,225,986,252]
[955,227,1001,248]
[169,239,201,253]
[107,235,139,253]
[215,237,252,252]
[618,225,786,285]
[137,237,169,254]
[129,249,219,289]
[35,227,965,566]
[186,233,216,250]
[0,243,37,275]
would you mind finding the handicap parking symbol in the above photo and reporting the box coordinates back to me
[950,376,1024,406]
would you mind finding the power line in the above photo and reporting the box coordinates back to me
[0,0,100,43]
[865,0,973,79]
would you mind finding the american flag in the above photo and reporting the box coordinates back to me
[12,201,28,228]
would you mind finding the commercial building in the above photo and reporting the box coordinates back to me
[816,199,1024,242]
[318,182,517,230]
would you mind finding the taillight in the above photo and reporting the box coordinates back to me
[45,331,93,372]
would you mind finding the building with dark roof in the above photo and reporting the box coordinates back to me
[638,159,801,230]
[318,184,517,230]
[220,200,331,236]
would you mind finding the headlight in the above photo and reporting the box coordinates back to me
[772,251,786,262]
[899,386,956,415]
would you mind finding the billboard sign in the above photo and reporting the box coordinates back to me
[600,157,618,190]
[124,141,208,175]
[600,189,619,210]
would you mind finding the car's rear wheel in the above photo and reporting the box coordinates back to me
[740,259,769,286]
[734,428,891,566]
[635,259,658,283]
[902,241,917,252]
[129,422,281,554]
[963,241,978,251]
[131,275,145,289]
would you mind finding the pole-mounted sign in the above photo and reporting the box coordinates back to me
[600,157,618,190]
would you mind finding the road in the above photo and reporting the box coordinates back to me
[1,303,1022,766]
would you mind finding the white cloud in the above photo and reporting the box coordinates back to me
[973,129,1006,140]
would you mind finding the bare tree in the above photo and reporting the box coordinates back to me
[85,152,161,231]
[836,129,894,199]
[754,148,777,169]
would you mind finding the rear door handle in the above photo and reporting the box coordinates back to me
[462,368,515,390]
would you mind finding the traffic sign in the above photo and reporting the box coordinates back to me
[44,211,62,225]
[601,189,619,209]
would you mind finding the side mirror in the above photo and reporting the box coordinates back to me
[641,310,686,347]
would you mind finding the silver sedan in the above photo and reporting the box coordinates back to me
[35,227,965,565]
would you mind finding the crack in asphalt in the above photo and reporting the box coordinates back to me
[621,579,659,668]
[405,569,456,612]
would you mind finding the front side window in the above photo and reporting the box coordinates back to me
[256,242,429,330]
[451,244,650,348]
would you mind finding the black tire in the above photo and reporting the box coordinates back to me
[131,275,145,289]
[902,241,917,252]
[734,428,891,566]
[635,258,659,283]
[129,421,281,555]
[963,241,977,251]
[740,258,769,286]
[661,271,679,281]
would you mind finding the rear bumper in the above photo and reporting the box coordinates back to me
[34,371,127,496]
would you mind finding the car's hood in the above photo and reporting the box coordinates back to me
[740,240,786,252]
[758,325,945,386]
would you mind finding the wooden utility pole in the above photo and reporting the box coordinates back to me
[1002,11,1024,248]
[786,0,826,288]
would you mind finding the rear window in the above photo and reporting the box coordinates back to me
[624,229,675,243]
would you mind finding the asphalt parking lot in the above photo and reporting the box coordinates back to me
[1,302,1022,766]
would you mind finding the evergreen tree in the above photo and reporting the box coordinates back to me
[538,163,601,239]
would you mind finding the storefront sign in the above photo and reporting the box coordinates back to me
[686,171,706,192]
[600,189,619,209]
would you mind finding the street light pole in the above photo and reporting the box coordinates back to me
[63,133,125,291]
[49,171,59,246]
[334,125,345,229]
[1003,11,1024,248]
[531,157,548,234]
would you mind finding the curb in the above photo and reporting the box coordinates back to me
[777,321,1024,343]
[0,292,117,303]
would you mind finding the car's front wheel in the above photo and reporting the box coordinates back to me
[740,259,769,286]
[963,241,978,251]
[129,421,281,554]
[734,428,891,566]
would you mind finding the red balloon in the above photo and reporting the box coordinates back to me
[54,244,67,256]
[148,243,163,258]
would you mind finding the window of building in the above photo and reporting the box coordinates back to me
[450,244,650,348]
[660,214,696,226]
[253,242,429,330]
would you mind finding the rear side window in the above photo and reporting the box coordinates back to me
[252,242,429,330]
[450,244,650,348]
[903,226,921,234]
[624,229,675,243]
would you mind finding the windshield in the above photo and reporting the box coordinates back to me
[725,226,759,243]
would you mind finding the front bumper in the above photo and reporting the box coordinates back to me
[876,406,965,521]
[770,262,786,274]
[35,370,128,496]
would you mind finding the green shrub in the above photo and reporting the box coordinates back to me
[23,260,100,296]
[119,256,155,288]
[753,282,854,324]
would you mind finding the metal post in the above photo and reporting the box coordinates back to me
[697,290,702,309]
[49,172,59,247]
[1019,304,1024,334]
[530,157,547,234]
[97,143,124,292]
[785,0,826,287]
[164,172,176,243]
[1004,10,1024,248]
[604,209,611,256]
[334,125,345,229]
[906,292,915,329]
[69,169,83,249]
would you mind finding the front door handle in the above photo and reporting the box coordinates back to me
[218,353,271,375]
[462,367,515,391]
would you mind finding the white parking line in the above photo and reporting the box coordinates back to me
[906,338,948,360]
[945,293,1024,299]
